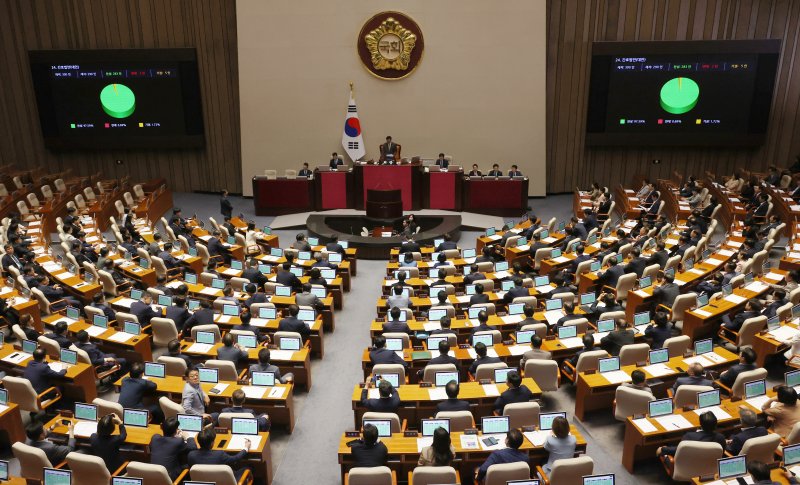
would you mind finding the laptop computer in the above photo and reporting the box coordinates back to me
[75,402,98,422]
[144,362,165,379]
[648,398,673,418]
[481,416,510,435]
[122,321,141,336]
[435,371,459,387]
[251,371,276,387]
[421,418,450,436]
[157,294,173,307]
[579,292,596,313]
[786,369,800,388]
[22,339,37,354]
[65,306,80,321]
[123,408,149,428]
[230,260,243,271]
[509,303,525,315]
[596,319,615,334]
[185,273,198,284]
[385,338,404,351]
[130,288,143,300]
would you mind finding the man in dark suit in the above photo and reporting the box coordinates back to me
[555,303,583,329]
[158,243,181,269]
[600,319,634,356]
[753,193,770,218]
[464,264,486,285]
[383,306,411,334]
[658,411,726,457]
[597,258,624,289]
[719,348,758,389]
[23,348,67,396]
[90,293,116,322]
[217,333,248,365]
[325,235,346,255]
[1,244,22,273]
[119,362,162,422]
[188,429,250,481]
[241,259,267,288]
[130,293,159,325]
[380,136,398,164]
[567,245,592,274]
[368,335,408,368]
[329,152,344,170]
[359,379,400,413]
[149,417,198,481]
[508,165,523,177]
[298,163,312,177]
[428,341,460,370]
[468,164,482,177]
[763,289,788,319]
[469,342,502,377]
[243,283,269,310]
[721,301,762,333]
[167,339,194,369]
[25,421,76,466]
[486,163,502,177]
[37,275,80,309]
[470,311,494,336]
[726,407,768,455]
[670,235,692,258]
[582,208,599,233]
[469,283,491,306]
[399,235,420,254]
[502,277,529,305]
[436,233,458,251]
[44,321,73,349]
[350,424,389,467]
[624,247,648,278]
[76,330,128,377]
[207,230,229,264]
[182,300,215,337]
[672,363,713,394]
[493,371,533,414]
[277,304,310,341]
[164,296,191,333]
[220,190,233,218]
[436,381,470,412]
[435,153,449,169]
[275,262,302,292]
[652,272,680,309]
[647,241,669,268]
[217,389,270,431]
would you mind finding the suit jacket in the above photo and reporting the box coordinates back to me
[720,363,756,388]
[598,265,625,288]
[220,405,270,431]
[243,292,269,309]
[184,308,215,334]
[207,237,226,256]
[494,385,533,413]
[436,241,458,251]
[644,324,672,349]
[727,426,768,455]
[469,294,490,305]
[381,142,397,159]
[625,257,648,278]
[217,345,248,363]
[275,270,302,291]
[369,347,407,367]
[661,430,726,456]
[383,320,412,334]
[241,268,267,287]
[435,159,449,168]
[429,353,461,370]
[76,341,112,367]
[1,253,22,271]
[400,241,421,254]
[600,329,634,356]
[90,424,127,471]
[150,434,197,480]
[436,398,470,413]
[671,375,714,393]
[188,448,248,467]
[278,316,310,340]
[568,254,592,274]
[359,387,400,412]
[26,438,76,466]
[647,250,669,268]
[119,376,157,408]
[220,197,233,217]
[521,349,552,367]
[45,332,73,349]
[502,286,529,304]
[487,170,502,177]
[296,292,322,311]
[298,168,312,177]
[23,360,67,394]
[166,306,192,332]
[249,362,285,383]
[350,441,388,467]
[330,158,344,169]
[724,310,760,332]
[130,301,159,325]
[158,250,180,269]
[464,272,486,285]
[653,282,680,308]
[469,355,502,376]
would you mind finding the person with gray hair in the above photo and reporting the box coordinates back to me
[726,406,768,455]
[671,362,713,394]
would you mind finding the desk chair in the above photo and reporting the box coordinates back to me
[37,335,61,360]
[716,367,768,398]
[598,310,625,322]
[159,396,184,421]
[663,335,691,358]
[205,360,245,381]
[31,287,65,316]
[670,385,714,408]
[472,279,495,293]
[473,330,502,345]
[99,269,131,297]
[503,401,540,428]
[474,362,508,381]
[618,343,650,366]
[422,364,456,383]
[191,325,221,343]
[4,375,61,414]
[561,318,588,334]
[362,412,405,433]
[12,442,64,482]
[533,248,552,272]
[520,323,548,338]
[641,263,660,281]
[663,255,681,275]
[93,397,124,418]
[11,324,27,342]
[605,273,636,303]
[435,411,474,431]
[536,455,593,485]
[485,462,530,485]
[512,295,537,307]
[373,364,406,384]
[718,315,766,352]
[524,360,559,392]
[409,466,458,485]
[561,350,607,384]
[736,433,781,464]
[666,293,697,330]
[551,292,576,306]
[217,412,256,429]
[158,356,188,376]
[151,317,179,347]
[66,452,115,485]
[660,441,722,481]
[346,466,395,485]
[191,465,253,485]
[613,386,654,421]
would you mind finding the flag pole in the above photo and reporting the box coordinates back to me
[349,81,354,94]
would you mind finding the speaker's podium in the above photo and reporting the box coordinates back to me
[365,189,403,219]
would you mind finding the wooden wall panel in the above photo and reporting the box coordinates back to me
[547,0,800,193]
[0,0,241,193]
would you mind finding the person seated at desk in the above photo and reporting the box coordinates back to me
[428,340,460,370]
[672,363,713,395]
[296,283,323,313]
[398,252,417,269]
[150,417,198,481]
[45,321,73,349]
[719,347,758,389]
[249,347,293,383]
[748,460,800,485]
[359,379,400,413]
[207,229,229,265]
[383,306,411,334]
[182,300,214,338]
[386,285,410,310]
[311,252,337,270]
[37,275,81,310]
[502,277,529,305]
[652,272,680,311]
[469,283,490,306]
[623,247,648,278]
[76,329,129,377]
[432,252,451,269]
[307,267,328,289]
[596,257,624,289]
[298,162,312,177]
[621,369,652,394]
[278,304,311,341]
[433,291,454,310]
[475,429,528,483]
[89,413,127,472]
[468,164,482,177]
[567,245,592,275]
[1,243,23,273]
[463,264,485,285]
[233,311,267,344]
[90,292,116,322]
[400,235,421,254]
[508,165,523,177]
[658,411,726,458]
[292,233,311,251]
[147,233,163,257]
[153,275,173,297]
[541,416,577,475]
[487,164,502,177]
[430,316,456,336]
[470,310,494,336]
[217,333,248,365]
[644,311,673,350]
[600,319,634,357]
[515,303,539,330]
[130,292,159,326]
[217,389,270,431]
[721,300,762,333]
[369,335,407,368]
[25,421,76,466]
[188,428,250,481]
[17,313,40,341]
[418,427,455,467]
[436,381,470,413]
[435,153,449,169]
[726,406,768,455]
[119,362,162,421]
[380,136,399,164]
[329,152,344,170]
[242,259,268,289]
[696,273,723,298]
[493,371,533,414]
[762,385,800,437]
[275,261,302,292]
[182,368,210,418]
[350,423,389,467]
[166,339,194,370]
[520,335,551,368]
[163,295,191,333]
[158,243,181,269]
[555,303,583,329]
[469,342,501,378]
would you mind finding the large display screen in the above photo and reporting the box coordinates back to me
[29,48,204,149]
[586,40,780,146]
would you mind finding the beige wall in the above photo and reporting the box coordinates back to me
[237,0,546,197]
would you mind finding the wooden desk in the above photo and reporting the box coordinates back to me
[368,315,531,345]
[0,403,25,446]
[0,345,97,402]
[0,287,42,332]
[692,467,794,484]
[112,374,296,433]
[338,427,586,482]
[42,314,153,364]
[752,319,799,367]
[574,347,738,420]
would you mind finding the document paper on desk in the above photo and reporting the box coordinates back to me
[769,326,800,342]
[460,434,480,450]
[682,355,714,367]
[186,343,213,354]
[693,406,731,420]
[632,418,658,434]
[501,315,523,325]
[227,435,262,451]
[199,287,219,295]
[268,387,285,398]
[416,437,433,452]
[560,337,584,348]
[428,388,448,400]
[745,395,771,410]
[482,384,500,397]
[210,383,229,394]
[744,282,769,293]
[2,352,30,364]
[602,371,632,384]
[507,345,529,356]
[643,363,673,378]
[84,326,106,337]
[74,421,98,437]
[269,350,295,361]
[704,352,727,364]
[544,310,564,326]
[240,386,267,399]
[107,332,134,343]
[654,414,694,430]
[423,322,442,331]
[523,430,550,446]
[217,315,233,324]
[724,294,747,305]
[115,298,135,308]
[764,272,784,281]
[467,348,499,359]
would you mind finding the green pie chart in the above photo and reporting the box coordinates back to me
[100,83,136,118]
[660,77,699,115]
